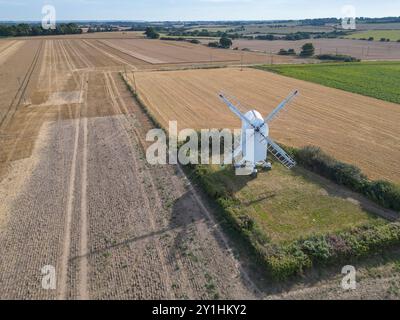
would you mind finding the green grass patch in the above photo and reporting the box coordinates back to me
[196,163,383,244]
[256,61,400,104]
[345,30,400,41]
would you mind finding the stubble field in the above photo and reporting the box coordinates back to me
[232,38,400,60]
[101,38,293,65]
[133,67,400,183]
[0,37,263,299]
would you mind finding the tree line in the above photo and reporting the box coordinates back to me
[0,23,82,37]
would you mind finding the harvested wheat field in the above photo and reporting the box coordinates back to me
[133,67,400,183]
[232,39,400,61]
[0,38,259,299]
[102,38,296,65]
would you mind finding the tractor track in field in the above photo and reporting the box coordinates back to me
[0,40,43,129]
[82,40,138,70]
[0,41,19,57]
[103,71,176,298]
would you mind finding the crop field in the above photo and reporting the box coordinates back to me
[99,38,290,65]
[258,61,400,104]
[0,37,265,299]
[346,30,400,41]
[356,22,400,30]
[243,24,335,35]
[232,38,400,60]
[133,67,400,183]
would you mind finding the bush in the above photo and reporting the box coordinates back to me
[363,181,400,211]
[267,250,311,280]
[300,43,315,57]
[302,237,332,262]
[278,48,296,56]
[159,37,185,41]
[189,39,201,44]
[255,34,276,41]
[208,41,219,48]
[267,223,400,279]
[219,36,233,49]
[144,27,160,39]
[316,54,360,62]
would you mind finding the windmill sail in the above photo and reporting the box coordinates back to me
[259,135,296,169]
[264,90,298,124]
[219,93,254,128]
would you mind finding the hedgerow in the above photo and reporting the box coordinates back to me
[266,222,400,279]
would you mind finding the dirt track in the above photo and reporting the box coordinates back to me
[133,67,400,183]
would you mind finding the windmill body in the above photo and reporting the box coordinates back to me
[241,110,269,166]
[219,90,299,176]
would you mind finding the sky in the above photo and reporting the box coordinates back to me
[0,0,399,21]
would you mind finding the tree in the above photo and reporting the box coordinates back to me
[145,27,160,39]
[208,41,219,48]
[278,49,288,55]
[219,36,232,49]
[300,43,315,57]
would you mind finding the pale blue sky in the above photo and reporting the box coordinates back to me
[0,0,399,21]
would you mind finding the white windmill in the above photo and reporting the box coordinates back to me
[219,90,299,176]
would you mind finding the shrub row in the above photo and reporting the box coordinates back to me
[316,54,360,62]
[159,37,201,44]
[267,222,400,280]
[292,146,400,212]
